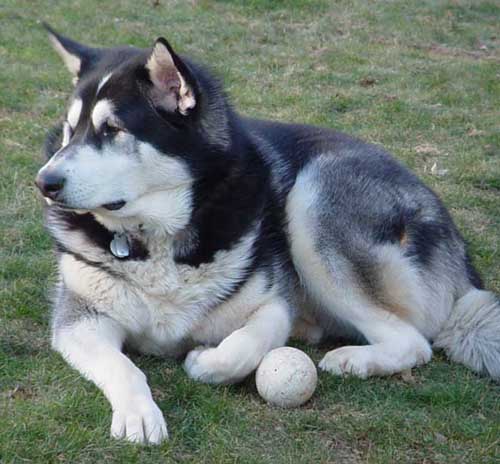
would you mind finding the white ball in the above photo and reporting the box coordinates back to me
[256,347,317,408]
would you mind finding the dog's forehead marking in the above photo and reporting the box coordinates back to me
[92,99,115,130]
[62,122,72,147]
[67,98,83,129]
[97,72,113,95]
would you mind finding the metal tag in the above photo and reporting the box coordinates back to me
[110,233,130,258]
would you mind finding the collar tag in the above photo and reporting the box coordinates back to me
[110,233,130,259]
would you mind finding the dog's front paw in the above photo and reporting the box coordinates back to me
[111,396,168,445]
[184,346,220,383]
[184,346,238,384]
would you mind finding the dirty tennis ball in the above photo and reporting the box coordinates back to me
[256,347,317,408]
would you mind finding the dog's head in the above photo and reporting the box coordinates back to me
[36,26,230,233]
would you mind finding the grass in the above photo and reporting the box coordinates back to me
[0,0,499,462]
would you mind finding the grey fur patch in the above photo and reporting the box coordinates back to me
[51,280,102,330]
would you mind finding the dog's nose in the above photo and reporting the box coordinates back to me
[35,171,66,200]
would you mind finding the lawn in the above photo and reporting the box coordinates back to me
[0,0,499,462]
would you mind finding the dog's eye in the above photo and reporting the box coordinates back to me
[102,121,123,137]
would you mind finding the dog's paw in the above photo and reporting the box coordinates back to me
[184,346,223,383]
[184,346,237,384]
[110,396,168,445]
[319,342,432,378]
[318,346,373,379]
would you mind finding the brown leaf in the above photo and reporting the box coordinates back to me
[467,128,485,137]
[359,77,376,87]
[414,143,442,156]
[6,385,35,400]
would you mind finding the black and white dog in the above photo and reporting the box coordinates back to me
[36,25,500,444]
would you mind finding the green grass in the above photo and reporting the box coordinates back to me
[1,0,499,462]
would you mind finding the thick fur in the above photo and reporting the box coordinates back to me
[37,27,500,444]
[434,289,500,379]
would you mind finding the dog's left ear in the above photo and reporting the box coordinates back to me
[145,38,197,115]
[44,23,102,84]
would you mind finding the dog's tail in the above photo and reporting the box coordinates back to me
[434,288,500,380]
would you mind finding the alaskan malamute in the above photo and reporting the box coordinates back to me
[36,25,500,444]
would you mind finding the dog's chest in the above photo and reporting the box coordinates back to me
[60,229,257,354]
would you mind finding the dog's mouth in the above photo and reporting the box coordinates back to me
[47,198,127,212]
[102,200,126,211]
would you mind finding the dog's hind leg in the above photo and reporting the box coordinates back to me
[317,303,432,378]
[287,165,433,378]
[184,298,291,384]
[293,245,433,377]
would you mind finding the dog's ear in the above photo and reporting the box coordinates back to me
[43,23,102,84]
[145,38,197,116]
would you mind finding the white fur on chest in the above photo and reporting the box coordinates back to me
[59,226,264,355]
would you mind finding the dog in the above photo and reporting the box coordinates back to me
[36,25,500,444]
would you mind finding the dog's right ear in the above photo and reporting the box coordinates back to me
[43,23,102,84]
[145,38,197,116]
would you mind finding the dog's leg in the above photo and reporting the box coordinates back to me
[184,298,292,384]
[52,317,168,444]
[317,306,432,378]
[292,251,432,377]
[291,315,324,344]
[287,169,433,378]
